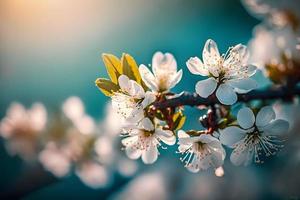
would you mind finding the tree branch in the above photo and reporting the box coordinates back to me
[154,86,300,109]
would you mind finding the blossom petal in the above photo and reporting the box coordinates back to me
[202,39,221,67]
[230,145,253,166]
[237,107,255,129]
[198,134,219,144]
[118,75,145,98]
[126,105,144,124]
[177,130,191,151]
[197,155,212,170]
[262,119,289,136]
[209,145,225,168]
[216,83,237,105]
[168,69,183,90]
[128,80,145,98]
[152,52,177,76]
[212,142,226,162]
[227,78,258,93]
[178,144,192,153]
[195,77,217,98]
[118,75,130,93]
[245,64,257,77]
[178,130,190,138]
[186,57,209,76]
[122,135,138,146]
[111,93,135,119]
[255,106,275,128]
[139,118,154,131]
[141,91,156,108]
[125,145,142,160]
[219,126,247,147]
[155,129,176,145]
[139,64,158,91]
[30,103,47,131]
[142,144,158,164]
[187,157,200,173]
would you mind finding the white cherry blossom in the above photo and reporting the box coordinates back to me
[76,161,109,189]
[139,52,183,93]
[121,117,176,164]
[177,130,225,173]
[112,172,167,200]
[186,39,257,105]
[220,106,289,166]
[0,102,47,160]
[242,0,300,28]
[112,75,156,123]
[248,25,300,72]
[39,142,71,177]
[62,97,96,135]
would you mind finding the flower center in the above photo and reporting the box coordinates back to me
[143,130,153,137]
[194,141,207,152]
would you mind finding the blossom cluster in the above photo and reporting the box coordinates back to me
[0,97,138,188]
[95,37,292,173]
[244,0,300,85]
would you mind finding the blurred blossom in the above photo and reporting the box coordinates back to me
[62,96,85,122]
[62,96,96,135]
[101,102,124,136]
[116,158,138,177]
[110,172,168,200]
[95,136,114,164]
[248,25,299,71]
[35,97,136,189]
[180,168,262,199]
[242,0,300,29]
[76,161,109,189]
[73,115,96,135]
[214,166,225,177]
[0,102,47,160]
[39,142,71,177]
[273,99,300,129]
[244,0,300,85]
[96,102,140,177]
[37,96,102,186]
[62,128,96,162]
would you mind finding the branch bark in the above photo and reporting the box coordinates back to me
[154,86,300,109]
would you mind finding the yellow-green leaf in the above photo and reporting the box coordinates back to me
[102,54,122,84]
[95,78,120,97]
[172,112,186,130]
[121,53,142,84]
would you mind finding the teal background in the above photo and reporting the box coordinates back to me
[3,0,291,199]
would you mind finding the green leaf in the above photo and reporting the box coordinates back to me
[95,78,120,97]
[154,110,165,120]
[172,112,186,130]
[121,53,142,83]
[102,54,122,84]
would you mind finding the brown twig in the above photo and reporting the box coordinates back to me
[153,86,300,109]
